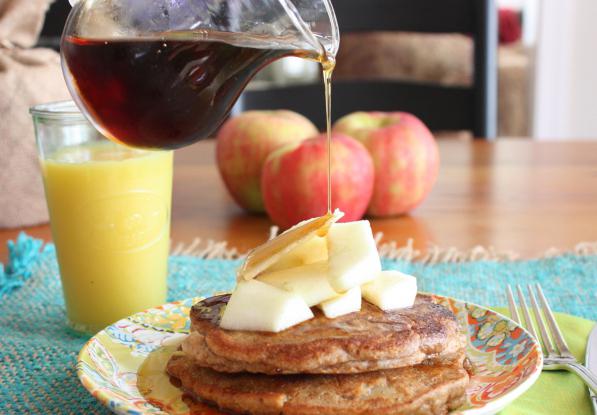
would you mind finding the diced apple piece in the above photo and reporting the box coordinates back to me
[289,235,328,264]
[257,261,337,306]
[318,286,362,318]
[362,271,417,311]
[327,221,381,292]
[237,209,343,280]
[220,280,314,332]
[264,253,303,272]
[266,235,328,272]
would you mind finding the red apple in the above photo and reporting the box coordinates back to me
[261,133,374,229]
[333,112,439,217]
[216,110,318,212]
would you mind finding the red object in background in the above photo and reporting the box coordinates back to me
[499,8,522,44]
[261,133,374,229]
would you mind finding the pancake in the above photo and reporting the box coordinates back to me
[181,294,466,374]
[167,353,469,415]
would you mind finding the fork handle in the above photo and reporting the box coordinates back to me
[562,363,597,394]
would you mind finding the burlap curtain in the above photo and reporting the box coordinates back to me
[0,0,71,228]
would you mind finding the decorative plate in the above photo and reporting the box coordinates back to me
[77,294,543,415]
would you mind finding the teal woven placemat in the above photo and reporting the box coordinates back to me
[0,233,596,414]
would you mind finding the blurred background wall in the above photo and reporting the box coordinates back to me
[533,1,597,140]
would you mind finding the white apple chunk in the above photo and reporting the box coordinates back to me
[237,210,343,281]
[266,235,328,273]
[292,235,328,264]
[362,270,417,311]
[257,261,337,306]
[220,280,313,332]
[318,286,362,318]
[326,221,381,292]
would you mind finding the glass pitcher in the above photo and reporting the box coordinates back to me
[61,0,339,149]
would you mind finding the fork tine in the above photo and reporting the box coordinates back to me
[536,283,573,357]
[506,285,521,323]
[516,285,538,341]
[527,284,556,355]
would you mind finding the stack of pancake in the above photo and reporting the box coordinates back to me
[167,293,470,415]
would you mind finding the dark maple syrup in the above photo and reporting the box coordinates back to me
[62,31,336,211]
[62,34,322,149]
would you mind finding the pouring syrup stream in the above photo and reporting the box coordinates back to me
[320,52,335,214]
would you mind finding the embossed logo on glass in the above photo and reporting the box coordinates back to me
[83,191,169,253]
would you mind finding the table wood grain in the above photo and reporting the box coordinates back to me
[2,139,597,262]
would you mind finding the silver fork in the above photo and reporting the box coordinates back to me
[506,283,597,393]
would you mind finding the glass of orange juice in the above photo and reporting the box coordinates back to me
[30,101,173,334]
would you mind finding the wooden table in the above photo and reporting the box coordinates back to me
[2,139,597,262]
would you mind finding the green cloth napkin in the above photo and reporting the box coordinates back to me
[493,308,595,415]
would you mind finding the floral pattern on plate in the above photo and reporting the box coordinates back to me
[78,294,542,415]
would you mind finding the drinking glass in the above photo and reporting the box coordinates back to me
[30,101,173,334]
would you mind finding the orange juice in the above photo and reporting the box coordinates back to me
[41,142,173,333]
